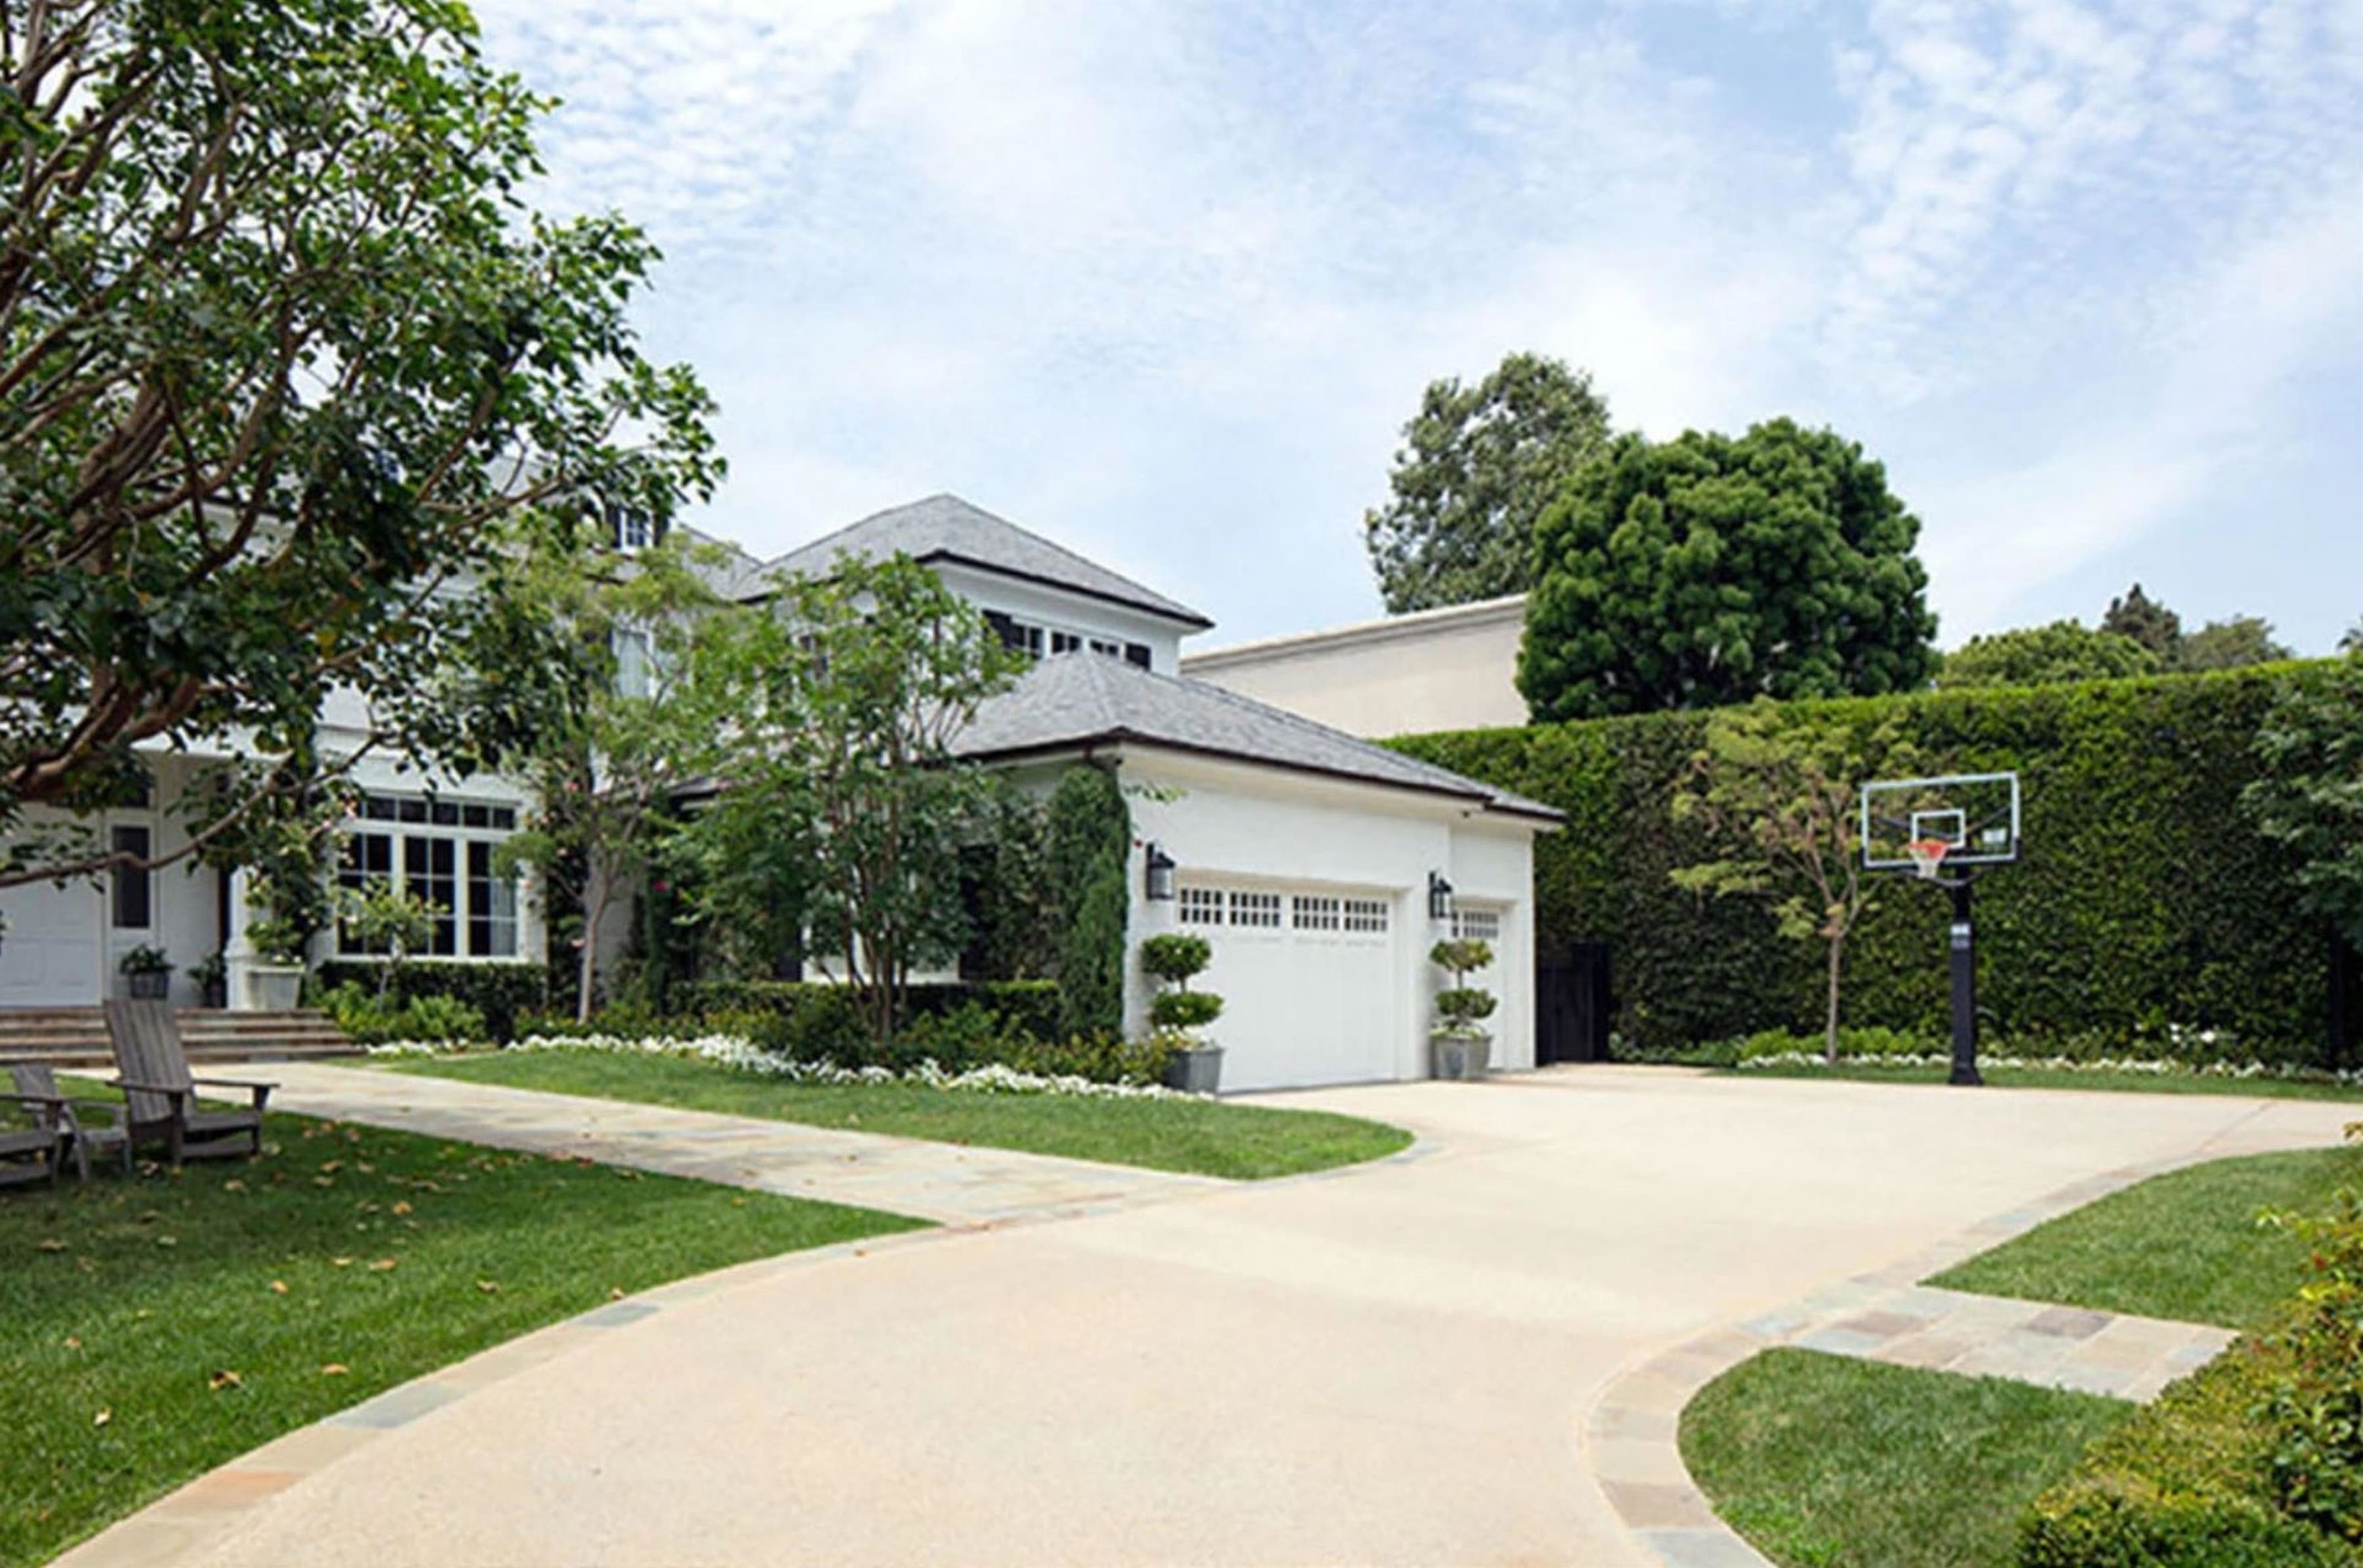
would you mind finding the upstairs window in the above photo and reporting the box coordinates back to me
[608,501,654,552]
[613,627,654,698]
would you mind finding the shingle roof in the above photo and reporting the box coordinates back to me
[676,526,772,601]
[763,494,1211,628]
[952,654,1561,823]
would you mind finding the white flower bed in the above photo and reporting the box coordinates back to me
[1734,1049,2363,1087]
[367,1031,1198,1099]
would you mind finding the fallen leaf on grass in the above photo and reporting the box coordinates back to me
[311,1177,336,1189]
[222,1179,246,1193]
[209,1370,242,1391]
[609,1287,625,1301]
[474,1280,500,1294]
[36,1239,66,1252]
[367,1258,398,1272]
[330,1257,355,1268]
[319,1363,348,1376]
[63,1336,81,1350]
[390,1201,413,1216]
[269,1280,288,1295]
[93,1408,111,1427]
[154,1236,177,1248]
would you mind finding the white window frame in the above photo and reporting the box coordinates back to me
[340,792,523,962]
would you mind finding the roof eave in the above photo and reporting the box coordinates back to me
[920,551,1214,630]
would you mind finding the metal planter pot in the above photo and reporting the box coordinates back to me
[126,971,171,1000]
[1430,1032,1491,1081]
[1163,1045,1225,1095]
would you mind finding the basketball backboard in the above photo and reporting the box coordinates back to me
[1860,772,2021,871]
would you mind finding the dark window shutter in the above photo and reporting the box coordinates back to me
[983,610,1019,651]
[1124,643,1152,670]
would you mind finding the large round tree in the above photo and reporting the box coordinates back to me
[1518,420,1939,722]
[1362,352,1612,614]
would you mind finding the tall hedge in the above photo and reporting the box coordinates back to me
[1044,765,1130,1039]
[1393,664,2340,1064]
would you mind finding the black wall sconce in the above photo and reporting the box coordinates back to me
[1144,842,1177,902]
[1427,871,1454,922]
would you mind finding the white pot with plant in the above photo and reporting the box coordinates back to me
[237,917,307,1012]
[1140,933,1225,1093]
[1429,938,1497,1081]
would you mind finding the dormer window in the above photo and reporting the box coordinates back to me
[608,500,654,553]
[985,611,1152,671]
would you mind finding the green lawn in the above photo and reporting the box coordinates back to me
[1929,1143,2363,1330]
[1724,1062,2363,1102]
[1,1096,918,1568]
[394,1050,1415,1179]
[1680,1349,2130,1568]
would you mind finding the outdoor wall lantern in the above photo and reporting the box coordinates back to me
[1144,842,1177,902]
[1427,871,1454,922]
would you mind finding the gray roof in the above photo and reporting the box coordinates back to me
[676,526,772,601]
[764,494,1212,628]
[953,654,1560,823]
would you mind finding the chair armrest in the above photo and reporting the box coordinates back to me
[190,1077,274,1112]
[61,1098,129,1129]
[113,1080,192,1114]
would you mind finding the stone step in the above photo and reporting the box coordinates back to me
[0,1006,359,1069]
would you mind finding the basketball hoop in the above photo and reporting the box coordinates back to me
[1905,838,1954,882]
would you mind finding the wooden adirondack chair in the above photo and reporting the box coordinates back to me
[103,1000,274,1167]
[9,1063,133,1181]
[0,1083,61,1189]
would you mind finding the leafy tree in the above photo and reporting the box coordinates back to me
[956,784,1058,983]
[685,556,1019,1043]
[1670,703,1912,1062]
[2101,584,2184,663]
[1520,420,1939,722]
[2243,649,2363,949]
[1935,621,2159,688]
[0,1,718,894]
[491,531,729,1021]
[2343,620,2362,655]
[2179,616,2294,672]
[1363,353,1612,613]
[1046,767,1132,1038]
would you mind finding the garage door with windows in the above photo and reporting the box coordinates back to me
[1177,882,1402,1091]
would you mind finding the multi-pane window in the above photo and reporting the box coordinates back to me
[1453,908,1502,944]
[1292,895,1341,931]
[340,794,518,959]
[613,628,654,699]
[1179,887,1224,926]
[110,825,153,929]
[1228,891,1282,929]
[986,613,1151,670]
[1342,898,1389,934]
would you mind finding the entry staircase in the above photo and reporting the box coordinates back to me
[0,1007,359,1069]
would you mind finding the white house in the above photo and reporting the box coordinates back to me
[778,496,1560,1091]
[3,491,1556,1091]
[1181,593,1530,738]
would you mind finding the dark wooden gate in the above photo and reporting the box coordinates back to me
[1536,942,1612,1064]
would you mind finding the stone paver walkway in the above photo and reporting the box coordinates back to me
[238,1061,1221,1226]
[1587,1146,2266,1568]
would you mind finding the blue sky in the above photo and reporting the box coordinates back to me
[473,0,2363,653]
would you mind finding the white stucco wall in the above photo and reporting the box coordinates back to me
[1109,747,1541,1090]
[1181,595,1527,738]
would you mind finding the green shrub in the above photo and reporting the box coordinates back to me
[675,979,1062,1048]
[315,960,547,1042]
[1729,1025,1940,1062]
[319,981,486,1046]
[1138,933,1212,987]
[1393,666,2335,1064]
[2257,1135,2363,1542]
[1046,766,1130,1039]
[1149,990,1223,1030]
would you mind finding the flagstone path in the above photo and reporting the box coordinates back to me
[237,1060,1223,1226]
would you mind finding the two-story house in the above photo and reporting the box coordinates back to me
[0,492,1556,1091]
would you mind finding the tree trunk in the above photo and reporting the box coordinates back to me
[577,864,609,1025]
[1824,930,1844,1064]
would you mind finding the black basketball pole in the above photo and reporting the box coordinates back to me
[1947,873,1982,1086]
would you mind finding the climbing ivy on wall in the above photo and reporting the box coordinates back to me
[1392,664,2339,1065]
[1044,764,1131,1039]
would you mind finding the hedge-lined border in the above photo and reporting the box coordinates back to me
[1393,664,2343,1065]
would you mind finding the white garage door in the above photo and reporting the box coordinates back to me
[0,875,104,1007]
[1177,884,1404,1092]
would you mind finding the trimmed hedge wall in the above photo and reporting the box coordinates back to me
[313,961,550,1044]
[677,978,1063,1044]
[1392,665,2339,1064]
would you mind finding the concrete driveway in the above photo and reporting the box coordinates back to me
[63,1067,2358,1568]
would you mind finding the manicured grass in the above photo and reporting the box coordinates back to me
[1724,1062,2363,1102]
[1930,1143,2363,1330]
[395,1050,1414,1179]
[1680,1349,2130,1568]
[0,1093,919,1568]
